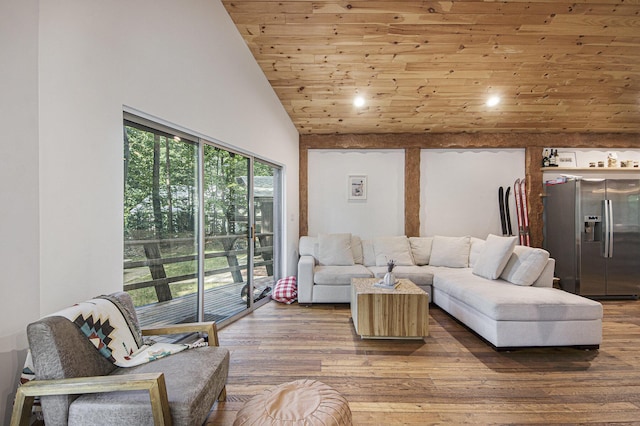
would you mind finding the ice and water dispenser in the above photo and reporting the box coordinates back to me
[584,215,602,242]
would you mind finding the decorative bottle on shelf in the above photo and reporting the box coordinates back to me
[550,149,558,167]
[542,149,550,168]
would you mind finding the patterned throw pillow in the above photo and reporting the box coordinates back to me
[272,276,297,304]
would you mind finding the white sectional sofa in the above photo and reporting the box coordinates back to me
[297,233,603,350]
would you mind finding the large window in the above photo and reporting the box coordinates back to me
[123,114,281,327]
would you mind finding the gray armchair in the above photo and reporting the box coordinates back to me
[11,292,229,426]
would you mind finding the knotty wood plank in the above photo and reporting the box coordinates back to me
[222,0,640,134]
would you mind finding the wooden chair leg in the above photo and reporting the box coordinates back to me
[218,386,227,402]
[10,388,35,426]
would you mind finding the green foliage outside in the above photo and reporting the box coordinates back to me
[123,123,274,307]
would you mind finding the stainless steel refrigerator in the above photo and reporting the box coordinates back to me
[543,178,640,298]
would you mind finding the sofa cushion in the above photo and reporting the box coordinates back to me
[351,235,364,265]
[373,236,414,266]
[313,265,373,285]
[409,237,433,265]
[531,258,555,288]
[433,269,602,321]
[368,265,434,286]
[429,236,470,268]
[501,245,551,286]
[318,233,354,266]
[298,236,318,259]
[469,237,485,268]
[361,239,376,267]
[472,234,518,280]
[68,346,230,426]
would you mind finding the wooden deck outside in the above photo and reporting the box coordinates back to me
[135,279,273,329]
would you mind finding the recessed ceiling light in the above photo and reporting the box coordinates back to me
[353,96,365,107]
[486,96,501,107]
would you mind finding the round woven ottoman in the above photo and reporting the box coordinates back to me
[233,379,352,425]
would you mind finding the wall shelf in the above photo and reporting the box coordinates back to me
[541,167,640,173]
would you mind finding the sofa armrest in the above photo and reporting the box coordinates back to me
[11,373,171,426]
[297,255,316,304]
[142,322,220,346]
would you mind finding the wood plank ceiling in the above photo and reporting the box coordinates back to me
[221,0,640,134]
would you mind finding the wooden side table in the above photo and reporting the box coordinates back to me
[351,278,429,339]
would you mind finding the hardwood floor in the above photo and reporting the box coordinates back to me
[205,300,640,425]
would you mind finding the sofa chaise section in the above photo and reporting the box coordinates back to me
[433,268,603,349]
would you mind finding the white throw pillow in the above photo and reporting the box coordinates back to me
[501,245,550,286]
[373,236,414,266]
[429,236,471,268]
[317,233,354,266]
[409,237,433,265]
[472,234,518,280]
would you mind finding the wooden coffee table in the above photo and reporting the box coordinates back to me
[351,277,429,339]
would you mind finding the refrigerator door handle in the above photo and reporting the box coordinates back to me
[608,199,614,258]
[603,199,614,258]
[603,199,611,258]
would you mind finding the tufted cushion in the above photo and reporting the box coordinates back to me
[234,379,352,426]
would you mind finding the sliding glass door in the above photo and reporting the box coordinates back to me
[123,114,280,328]
[123,122,200,326]
[251,160,281,303]
[201,145,250,321]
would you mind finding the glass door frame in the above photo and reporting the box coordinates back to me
[124,110,283,328]
[196,141,283,325]
[249,159,282,312]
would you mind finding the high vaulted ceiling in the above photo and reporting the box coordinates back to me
[222,1,640,134]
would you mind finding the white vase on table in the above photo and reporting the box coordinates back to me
[383,272,395,286]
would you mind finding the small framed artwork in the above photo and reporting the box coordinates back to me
[557,151,577,168]
[348,175,367,200]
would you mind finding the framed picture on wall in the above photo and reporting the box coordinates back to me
[348,175,367,200]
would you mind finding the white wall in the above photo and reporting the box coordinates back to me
[308,150,405,239]
[421,149,525,238]
[0,0,299,419]
[0,0,40,421]
[306,149,526,240]
[37,0,299,314]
